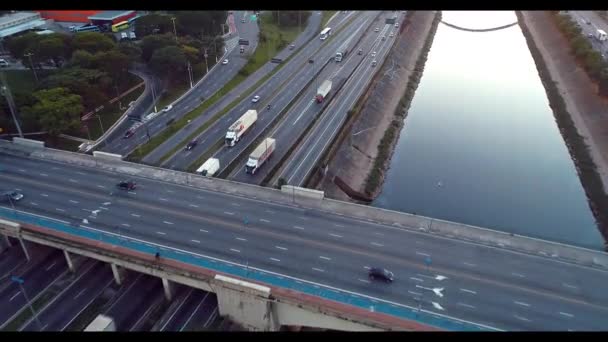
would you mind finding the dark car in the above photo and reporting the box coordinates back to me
[123,129,135,139]
[368,267,394,282]
[116,180,136,191]
[185,139,198,150]
[308,59,314,64]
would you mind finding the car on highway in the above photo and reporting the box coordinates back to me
[185,139,198,150]
[587,20,592,25]
[1,190,23,202]
[222,59,229,65]
[116,180,136,191]
[372,60,377,67]
[389,32,394,38]
[381,35,386,41]
[395,23,399,28]
[308,59,314,64]
[252,95,261,103]
[371,51,376,57]
[241,18,245,23]
[0,58,9,68]
[123,129,135,139]
[358,49,363,55]
[289,44,295,50]
[162,104,173,113]
[368,267,394,282]
[374,27,379,32]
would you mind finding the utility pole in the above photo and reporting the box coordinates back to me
[23,52,38,83]
[171,17,178,43]
[0,71,23,138]
[203,48,209,74]
[96,114,105,135]
[150,82,158,113]
[187,61,193,89]
[115,84,122,110]
[213,38,218,63]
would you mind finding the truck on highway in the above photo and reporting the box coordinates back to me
[225,109,257,147]
[196,158,220,177]
[596,29,607,41]
[85,314,116,331]
[316,80,332,103]
[335,48,348,62]
[246,138,276,175]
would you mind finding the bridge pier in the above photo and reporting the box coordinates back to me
[162,277,173,301]
[111,263,123,285]
[64,250,75,272]
[19,238,30,261]
[0,235,11,253]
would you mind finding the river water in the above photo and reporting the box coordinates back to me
[373,11,604,250]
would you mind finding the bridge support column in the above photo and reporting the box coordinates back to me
[111,263,122,285]
[64,250,75,272]
[0,235,10,253]
[162,277,173,301]
[19,238,30,261]
[213,274,279,331]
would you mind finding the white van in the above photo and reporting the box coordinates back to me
[120,32,128,40]
[0,59,9,68]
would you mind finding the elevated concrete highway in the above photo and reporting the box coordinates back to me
[0,139,607,331]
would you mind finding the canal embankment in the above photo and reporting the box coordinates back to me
[518,11,608,248]
[318,11,441,202]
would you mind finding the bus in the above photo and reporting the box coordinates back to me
[74,25,100,33]
[111,21,129,32]
[320,27,331,40]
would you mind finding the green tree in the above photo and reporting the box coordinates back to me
[173,11,227,38]
[181,45,200,64]
[149,45,187,80]
[141,33,176,62]
[69,50,96,69]
[22,87,84,136]
[134,13,173,38]
[118,42,142,62]
[37,36,68,66]
[5,32,40,61]
[72,32,116,54]
[94,50,130,83]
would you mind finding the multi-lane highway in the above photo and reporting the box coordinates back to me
[161,11,378,172]
[1,153,607,330]
[230,13,402,184]
[142,11,326,165]
[100,11,261,156]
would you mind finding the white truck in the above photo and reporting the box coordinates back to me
[246,138,276,175]
[225,110,257,147]
[596,29,607,41]
[196,158,220,177]
[316,80,332,103]
[85,314,116,331]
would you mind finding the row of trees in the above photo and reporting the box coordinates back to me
[1,11,227,138]
[552,12,608,95]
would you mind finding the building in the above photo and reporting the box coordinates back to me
[37,10,101,24]
[0,12,47,52]
[88,11,136,26]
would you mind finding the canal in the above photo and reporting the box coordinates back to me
[373,11,605,250]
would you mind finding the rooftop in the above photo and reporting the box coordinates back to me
[0,12,40,27]
[87,10,134,21]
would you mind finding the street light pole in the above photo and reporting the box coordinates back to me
[11,276,43,330]
[96,114,105,135]
[0,71,23,138]
[150,82,158,113]
[187,61,193,89]
[204,48,209,74]
[171,17,178,43]
[23,53,38,83]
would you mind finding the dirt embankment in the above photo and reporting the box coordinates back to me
[518,11,608,246]
[316,11,440,202]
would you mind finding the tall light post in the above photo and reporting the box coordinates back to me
[203,48,209,74]
[23,52,38,83]
[187,61,193,89]
[150,81,158,113]
[171,17,178,43]
[114,84,122,110]
[0,71,23,138]
[96,114,105,135]
[11,276,43,330]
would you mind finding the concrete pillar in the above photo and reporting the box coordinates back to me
[4,235,13,247]
[162,277,173,301]
[19,238,30,261]
[64,250,74,272]
[111,263,122,285]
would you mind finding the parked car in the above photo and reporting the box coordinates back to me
[185,139,198,150]
[162,104,173,113]
[116,180,136,191]
[251,95,261,103]
[368,267,394,282]
[1,191,23,202]
[123,129,135,139]
[222,59,229,65]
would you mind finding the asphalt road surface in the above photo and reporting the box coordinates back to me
[157,289,218,331]
[161,11,377,172]
[141,11,324,165]
[1,154,607,330]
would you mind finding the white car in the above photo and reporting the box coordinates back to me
[371,51,377,57]
[251,95,261,103]
[389,32,394,38]
[162,104,173,113]
[372,60,377,67]
[374,27,380,32]
[222,59,229,65]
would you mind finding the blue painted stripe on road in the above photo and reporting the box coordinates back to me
[0,207,494,331]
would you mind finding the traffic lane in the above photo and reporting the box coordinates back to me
[158,287,195,331]
[180,292,218,331]
[161,290,212,331]
[0,250,67,326]
[5,153,605,312]
[105,274,164,331]
[20,259,101,331]
[171,13,375,170]
[162,11,372,166]
[0,245,26,279]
